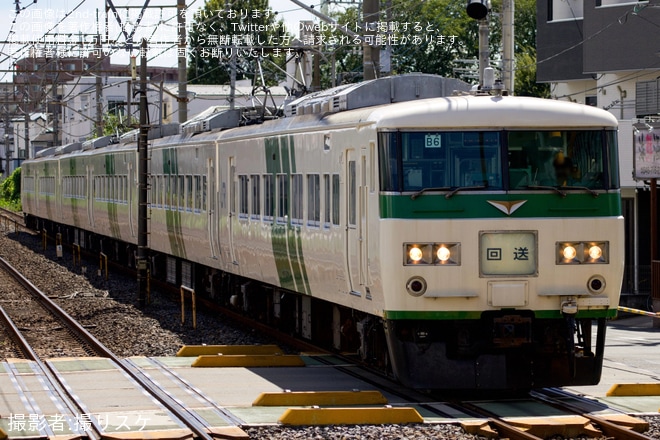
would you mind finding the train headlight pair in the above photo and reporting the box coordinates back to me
[404,243,460,265]
[557,241,609,264]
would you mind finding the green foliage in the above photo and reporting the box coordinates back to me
[99,113,138,139]
[319,0,547,97]
[187,0,289,85]
[515,48,550,98]
[0,167,21,211]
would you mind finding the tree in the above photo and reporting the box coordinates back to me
[0,167,21,211]
[187,0,289,85]
[318,0,548,97]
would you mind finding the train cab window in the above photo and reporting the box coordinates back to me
[378,131,503,192]
[506,130,616,190]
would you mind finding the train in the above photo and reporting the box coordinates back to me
[20,74,624,390]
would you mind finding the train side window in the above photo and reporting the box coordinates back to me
[263,174,274,222]
[238,175,249,218]
[202,176,207,211]
[348,161,356,226]
[277,174,289,223]
[194,175,201,212]
[291,174,303,225]
[323,174,331,228]
[332,174,340,226]
[186,175,193,211]
[178,176,185,211]
[251,174,261,220]
[307,174,320,227]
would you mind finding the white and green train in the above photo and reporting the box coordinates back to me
[21,74,624,390]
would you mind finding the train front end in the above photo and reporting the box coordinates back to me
[375,95,623,390]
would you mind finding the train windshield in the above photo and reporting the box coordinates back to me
[378,130,619,192]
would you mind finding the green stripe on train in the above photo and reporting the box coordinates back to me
[380,193,621,219]
[265,135,311,294]
[384,308,618,320]
[162,148,187,259]
[105,154,121,239]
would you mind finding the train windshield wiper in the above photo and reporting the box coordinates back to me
[410,187,451,200]
[526,185,567,198]
[525,185,599,198]
[444,185,487,199]
[558,185,599,198]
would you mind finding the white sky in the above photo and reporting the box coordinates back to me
[0,0,322,81]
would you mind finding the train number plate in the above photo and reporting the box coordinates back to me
[492,315,532,347]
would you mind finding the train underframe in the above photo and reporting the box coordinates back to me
[386,312,605,390]
[31,218,606,391]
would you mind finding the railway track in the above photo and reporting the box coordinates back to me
[0,253,246,440]
[1,208,658,439]
[0,255,100,359]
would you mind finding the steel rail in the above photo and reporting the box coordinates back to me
[530,388,654,440]
[0,255,217,440]
[0,260,103,440]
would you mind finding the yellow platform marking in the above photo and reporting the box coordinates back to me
[191,354,305,367]
[176,344,283,357]
[606,383,660,396]
[278,407,424,426]
[253,390,388,406]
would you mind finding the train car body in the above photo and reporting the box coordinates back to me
[21,74,624,390]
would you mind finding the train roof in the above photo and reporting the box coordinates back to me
[23,75,619,162]
[368,94,619,130]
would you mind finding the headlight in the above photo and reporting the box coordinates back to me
[557,241,609,264]
[409,246,424,263]
[562,245,577,260]
[588,245,603,260]
[437,246,451,262]
[404,243,460,265]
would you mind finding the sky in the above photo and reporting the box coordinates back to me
[0,0,323,81]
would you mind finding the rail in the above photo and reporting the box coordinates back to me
[0,255,216,440]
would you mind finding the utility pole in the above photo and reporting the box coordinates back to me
[51,59,60,146]
[137,38,149,307]
[96,11,104,137]
[177,0,188,123]
[501,0,515,94]
[362,0,379,80]
[4,89,9,178]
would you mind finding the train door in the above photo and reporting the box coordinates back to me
[207,158,220,259]
[344,148,366,296]
[87,165,94,227]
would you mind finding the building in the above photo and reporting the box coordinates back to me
[537,0,660,305]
